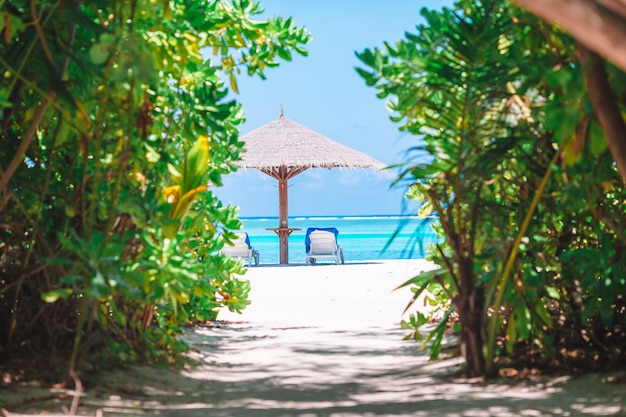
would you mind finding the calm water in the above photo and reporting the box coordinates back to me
[240,215,440,264]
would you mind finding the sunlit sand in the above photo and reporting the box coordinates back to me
[218,259,437,328]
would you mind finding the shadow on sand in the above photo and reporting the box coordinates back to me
[15,321,621,417]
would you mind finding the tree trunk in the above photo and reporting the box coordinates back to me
[576,44,626,182]
[454,290,486,378]
[452,258,485,378]
[453,258,486,377]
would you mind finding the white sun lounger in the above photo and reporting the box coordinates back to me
[222,232,260,266]
[305,228,345,265]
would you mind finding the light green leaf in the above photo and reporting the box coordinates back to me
[42,288,73,303]
[545,287,560,299]
[89,43,110,65]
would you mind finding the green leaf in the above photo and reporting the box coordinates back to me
[395,268,446,290]
[588,120,607,156]
[42,257,76,267]
[42,288,73,303]
[545,287,560,299]
[183,135,210,193]
[229,72,239,94]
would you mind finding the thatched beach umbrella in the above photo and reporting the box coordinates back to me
[237,108,385,264]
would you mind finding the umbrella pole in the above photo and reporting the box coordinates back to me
[263,168,301,265]
[278,177,289,264]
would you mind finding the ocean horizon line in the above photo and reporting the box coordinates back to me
[240,214,438,221]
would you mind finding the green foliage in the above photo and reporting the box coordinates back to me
[359,0,626,376]
[398,269,454,360]
[0,0,310,375]
[359,0,528,376]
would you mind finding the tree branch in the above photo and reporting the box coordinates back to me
[437,243,461,290]
[514,0,626,72]
[30,0,54,64]
[576,44,626,181]
[0,91,56,195]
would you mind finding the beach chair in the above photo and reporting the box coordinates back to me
[305,227,345,264]
[222,232,260,266]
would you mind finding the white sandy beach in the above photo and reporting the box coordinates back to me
[3,259,626,417]
[218,259,437,329]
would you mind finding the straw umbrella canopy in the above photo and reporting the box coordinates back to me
[237,108,385,264]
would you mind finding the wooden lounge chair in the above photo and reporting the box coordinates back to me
[305,227,345,265]
[222,232,260,266]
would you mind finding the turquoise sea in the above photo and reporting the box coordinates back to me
[239,215,440,264]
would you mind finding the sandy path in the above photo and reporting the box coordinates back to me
[3,260,626,416]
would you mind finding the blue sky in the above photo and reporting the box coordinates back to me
[213,0,453,217]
